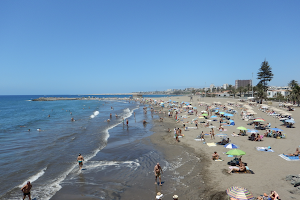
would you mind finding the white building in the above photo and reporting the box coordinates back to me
[222,84,229,90]
[267,89,290,98]
[210,84,215,92]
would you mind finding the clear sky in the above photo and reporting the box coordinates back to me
[1,0,299,95]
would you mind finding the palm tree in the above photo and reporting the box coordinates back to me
[247,84,251,96]
[237,87,244,97]
[243,87,248,97]
[289,80,300,106]
[256,83,266,104]
[288,80,298,88]
[227,85,236,98]
[257,60,274,92]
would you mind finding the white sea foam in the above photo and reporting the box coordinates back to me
[19,167,47,187]
[86,160,140,170]
[90,110,100,118]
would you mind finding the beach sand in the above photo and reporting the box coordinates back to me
[144,96,300,199]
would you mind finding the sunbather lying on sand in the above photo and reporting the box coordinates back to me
[257,191,280,200]
[228,162,246,174]
[285,148,300,157]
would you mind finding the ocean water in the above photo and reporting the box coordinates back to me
[0,94,199,200]
[0,95,160,199]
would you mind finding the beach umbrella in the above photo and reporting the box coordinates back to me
[224,113,233,117]
[253,118,265,122]
[198,116,204,119]
[237,126,247,131]
[210,115,218,118]
[285,119,295,124]
[202,113,208,116]
[271,128,283,132]
[219,112,225,114]
[226,149,246,156]
[224,143,239,149]
[226,186,255,200]
[247,129,258,133]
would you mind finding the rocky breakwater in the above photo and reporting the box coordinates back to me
[286,174,300,194]
[32,97,82,101]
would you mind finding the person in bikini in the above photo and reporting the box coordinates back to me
[77,153,84,170]
[286,148,300,157]
[228,161,246,174]
[154,163,163,185]
[21,181,32,200]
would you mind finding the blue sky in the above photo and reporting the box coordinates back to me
[1,1,299,95]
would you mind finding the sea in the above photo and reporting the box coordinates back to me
[0,95,199,200]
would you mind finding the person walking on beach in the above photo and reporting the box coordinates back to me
[154,163,163,185]
[211,128,215,139]
[77,153,84,170]
[21,181,32,200]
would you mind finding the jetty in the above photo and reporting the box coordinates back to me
[32,97,83,101]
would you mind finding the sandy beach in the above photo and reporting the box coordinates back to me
[143,96,300,199]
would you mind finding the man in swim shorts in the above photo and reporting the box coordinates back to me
[21,181,32,200]
[77,153,84,170]
[154,163,163,185]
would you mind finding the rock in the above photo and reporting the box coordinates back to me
[286,175,296,181]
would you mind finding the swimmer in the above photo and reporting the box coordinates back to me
[77,153,84,170]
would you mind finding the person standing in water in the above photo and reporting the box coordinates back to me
[77,153,84,170]
[154,163,163,185]
[21,181,32,200]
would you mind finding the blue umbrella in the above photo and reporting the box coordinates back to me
[215,107,220,109]
[210,115,218,118]
[247,129,258,133]
[224,113,233,117]
[285,119,295,123]
[271,128,283,132]
[224,143,239,149]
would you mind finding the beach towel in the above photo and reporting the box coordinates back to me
[207,143,217,147]
[256,147,274,152]
[215,159,223,161]
[194,138,204,141]
[278,154,300,161]
[231,134,239,137]
[232,170,255,174]
[216,133,227,137]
